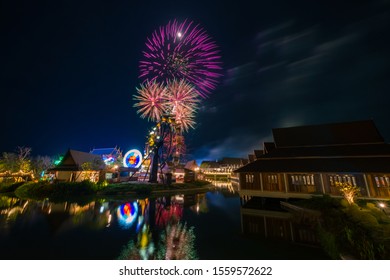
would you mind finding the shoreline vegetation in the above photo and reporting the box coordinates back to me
[0,180,212,202]
[290,195,390,260]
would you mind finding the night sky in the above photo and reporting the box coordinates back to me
[1,0,390,162]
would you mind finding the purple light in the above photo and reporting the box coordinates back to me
[139,19,222,98]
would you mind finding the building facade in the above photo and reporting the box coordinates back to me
[234,120,390,200]
[49,149,104,182]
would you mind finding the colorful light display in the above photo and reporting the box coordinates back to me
[133,79,199,132]
[123,149,142,168]
[139,19,222,98]
[102,155,115,165]
[117,202,139,229]
[53,155,64,165]
[133,81,169,122]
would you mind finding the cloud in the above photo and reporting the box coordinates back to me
[192,7,390,160]
[195,131,272,160]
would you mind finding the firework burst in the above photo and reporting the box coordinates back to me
[133,81,168,122]
[139,19,222,98]
[173,107,196,132]
[167,79,199,132]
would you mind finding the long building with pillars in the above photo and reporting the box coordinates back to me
[234,120,390,200]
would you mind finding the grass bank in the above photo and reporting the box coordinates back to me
[10,180,211,202]
[14,180,104,202]
[292,195,390,259]
[0,182,25,194]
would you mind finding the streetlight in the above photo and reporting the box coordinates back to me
[194,167,200,181]
[378,202,387,214]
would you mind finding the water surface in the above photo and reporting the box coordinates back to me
[0,184,328,260]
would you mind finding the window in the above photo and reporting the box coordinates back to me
[290,174,315,186]
[374,175,390,188]
[329,175,357,187]
[267,175,278,184]
[246,174,254,183]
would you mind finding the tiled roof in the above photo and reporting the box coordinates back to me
[50,149,104,171]
[235,120,390,174]
[220,157,245,165]
[272,120,384,148]
[254,150,263,158]
[200,161,220,168]
[259,143,390,159]
[234,156,390,173]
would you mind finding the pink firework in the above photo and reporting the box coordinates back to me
[139,19,222,98]
[133,81,168,122]
[167,79,200,115]
[174,107,196,132]
[167,79,199,132]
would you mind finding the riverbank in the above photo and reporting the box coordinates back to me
[0,180,212,202]
[290,195,390,259]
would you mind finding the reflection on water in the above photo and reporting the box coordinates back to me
[0,182,328,259]
[206,179,239,194]
[240,197,320,247]
[0,194,205,260]
[116,196,197,260]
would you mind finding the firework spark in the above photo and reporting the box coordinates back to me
[139,19,222,98]
[173,107,196,132]
[167,79,199,132]
[133,81,168,122]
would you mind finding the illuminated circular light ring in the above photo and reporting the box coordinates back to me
[117,202,139,228]
[123,149,143,168]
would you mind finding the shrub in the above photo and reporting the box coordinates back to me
[366,203,376,210]
[340,199,349,208]
[317,226,340,259]
[15,180,99,201]
[0,182,25,193]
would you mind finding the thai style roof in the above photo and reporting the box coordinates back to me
[258,143,390,159]
[264,142,276,153]
[50,149,104,171]
[90,147,122,156]
[200,161,221,169]
[272,120,384,148]
[248,154,255,162]
[234,156,390,173]
[254,150,264,158]
[235,120,390,174]
[184,160,198,170]
[220,157,246,165]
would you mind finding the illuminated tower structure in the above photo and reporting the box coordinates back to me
[147,116,174,183]
[146,114,187,183]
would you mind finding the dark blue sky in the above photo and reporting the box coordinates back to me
[1,0,390,161]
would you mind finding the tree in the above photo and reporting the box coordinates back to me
[16,146,32,172]
[80,158,104,182]
[336,181,360,205]
[0,152,19,173]
[32,155,54,179]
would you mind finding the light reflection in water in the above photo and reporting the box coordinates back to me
[206,179,239,193]
[117,196,197,260]
[117,202,139,229]
[0,182,327,259]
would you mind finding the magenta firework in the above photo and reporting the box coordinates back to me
[139,19,222,98]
